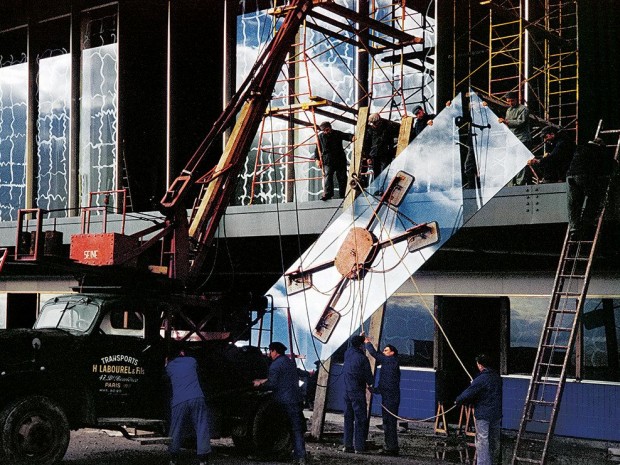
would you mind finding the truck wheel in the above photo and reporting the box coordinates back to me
[0,396,70,465]
[251,399,292,458]
[231,425,252,453]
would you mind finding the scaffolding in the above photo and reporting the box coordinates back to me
[244,0,435,204]
[544,0,578,140]
[455,0,579,142]
[250,21,325,204]
[369,0,435,118]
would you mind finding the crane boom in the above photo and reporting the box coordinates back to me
[148,0,312,287]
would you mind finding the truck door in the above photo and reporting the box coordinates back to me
[88,302,166,419]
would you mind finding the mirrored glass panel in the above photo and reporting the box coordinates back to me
[37,54,71,217]
[382,294,435,368]
[582,298,620,382]
[264,92,534,364]
[79,43,118,207]
[0,63,28,221]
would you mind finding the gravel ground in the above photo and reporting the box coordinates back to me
[60,413,453,465]
[58,411,617,465]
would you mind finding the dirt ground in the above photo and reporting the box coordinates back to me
[61,413,452,465]
[60,411,617,465]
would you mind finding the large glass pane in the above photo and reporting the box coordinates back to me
[37,54,71,217]
[509,297,547,374]
[265,92,534,363]
[509,297,620,380]
[0,63,28,221]
[381,295,435,368]
[79,43,117,207]
[583,298,620,381]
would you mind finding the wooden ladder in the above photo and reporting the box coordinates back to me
[511,122,619,465]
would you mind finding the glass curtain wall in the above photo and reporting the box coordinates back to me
[509,296,620,382]
[37,52,71,217]
[79,10,118,209]
[1,7,119,221]
[0,54,27,221]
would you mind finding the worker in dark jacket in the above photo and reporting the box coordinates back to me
[166,348,211,465]
[364,337,401,456]
[253,342,307,465]
[455,354,502,465]
[527,126,574,183]
[363,113,399,186]
[566,137,616,240]
[411,105,434,140]
[342,335,374,454]
[314,121,354,200]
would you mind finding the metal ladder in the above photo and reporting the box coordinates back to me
[119,150,134,212]
[511,123,619,465]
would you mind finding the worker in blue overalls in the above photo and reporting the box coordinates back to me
[166,347,211,465]
[365,336,401,456]
[342,335,374,454]
[253,341,307,465]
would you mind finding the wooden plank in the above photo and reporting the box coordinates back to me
[309,358,332,440]
[396,116,413,156]
[365,304,386,423]
[310,108,369,439]
[344,107,369,207]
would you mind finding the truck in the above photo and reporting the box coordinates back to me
[0,292,294,465]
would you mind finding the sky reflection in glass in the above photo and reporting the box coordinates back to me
[264,92,533,365]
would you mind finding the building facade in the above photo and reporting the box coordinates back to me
[0,0,619,445]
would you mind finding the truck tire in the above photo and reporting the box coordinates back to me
[0,396,70,465]
[231,426,253,453]
[232,398,292,458]
[250,399,292,458]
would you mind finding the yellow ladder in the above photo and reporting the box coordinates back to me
[488,0,524,100]
[544,0,578,141]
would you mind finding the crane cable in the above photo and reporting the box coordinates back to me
[350,174,473,384]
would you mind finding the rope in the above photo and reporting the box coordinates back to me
[378,402,458,424]
[349,174,473,384]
